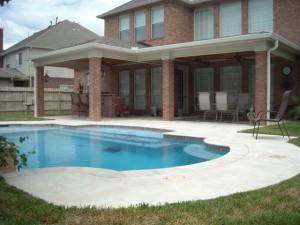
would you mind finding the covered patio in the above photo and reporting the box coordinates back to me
[31,33,300,121]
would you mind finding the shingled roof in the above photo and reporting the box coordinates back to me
[2,20,100,55]
[98,0,213,18]
[0,68,29,80]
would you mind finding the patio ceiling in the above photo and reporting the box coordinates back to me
[30,33,300,69]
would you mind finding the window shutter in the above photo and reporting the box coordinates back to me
[220,1,242,37]
[249,0,273,33]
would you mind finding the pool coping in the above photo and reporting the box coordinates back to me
[1,117,299,208]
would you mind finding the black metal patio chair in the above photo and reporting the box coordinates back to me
[253,90,292,140]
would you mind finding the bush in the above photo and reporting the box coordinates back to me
[291,96,300,121]
[0,136,35,171]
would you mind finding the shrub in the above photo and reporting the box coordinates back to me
[0,136,35,171]
[115,103,130,117]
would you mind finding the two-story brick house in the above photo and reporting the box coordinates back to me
[31,0,300,121]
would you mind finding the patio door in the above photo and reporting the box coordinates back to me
[176,65,188,115]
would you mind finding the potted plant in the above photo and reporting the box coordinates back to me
[115,103,130,117]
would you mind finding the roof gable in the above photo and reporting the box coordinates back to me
[2,20,100,55]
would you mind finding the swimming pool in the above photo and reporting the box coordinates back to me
[1,126,228,171]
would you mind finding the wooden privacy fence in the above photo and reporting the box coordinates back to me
[0,87,72,113]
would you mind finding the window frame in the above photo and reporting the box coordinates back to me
[151,67,162,108]
[194,7,214,41]
[134,10,146,42]
[134,69,146,110]
[151,5,164,39]
[16,52,23,66]
[119,70,130,105]
[119,14,130,41]
[249,0,273,33]
[220,1,242,37]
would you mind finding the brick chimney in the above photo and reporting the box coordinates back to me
[0,28,3,68]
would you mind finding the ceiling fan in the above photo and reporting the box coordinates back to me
[228,53,254,62]
[190,57,210,66]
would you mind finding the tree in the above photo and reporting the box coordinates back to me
[0,0,10,7]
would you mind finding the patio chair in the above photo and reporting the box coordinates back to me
[235,93,249,122]
[196,92,217,120]
[23,97,34,114]
[253,90,292,140]
[215,92,236,122]
[70,92,82,117]
[79,94,89,117]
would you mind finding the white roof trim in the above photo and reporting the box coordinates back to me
[30,33,300,66]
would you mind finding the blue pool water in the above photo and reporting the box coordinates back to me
[1,126,228,171]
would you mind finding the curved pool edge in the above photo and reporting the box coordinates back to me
[1,118,300,208]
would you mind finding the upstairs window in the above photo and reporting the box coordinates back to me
[220,1,242,37]
[5,56,10,68]
[134,10,146,41]
[249,0,273,33]
[119,14,130,41]
[195,8,214,40]
[16,52,22,66]
[152,6,164,38]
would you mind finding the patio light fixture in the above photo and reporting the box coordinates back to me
[44,73,50,82]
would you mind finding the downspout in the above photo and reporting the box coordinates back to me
[267,39,278,122]
[34,61,38,117]
[29,47,32,88]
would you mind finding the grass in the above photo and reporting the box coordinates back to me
[0,112,71,121]
[240,121,300,147]
[0,174,299,225]
[0,115,299,224]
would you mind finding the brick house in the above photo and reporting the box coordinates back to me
[0,20,100,89]
[31,0,300,121]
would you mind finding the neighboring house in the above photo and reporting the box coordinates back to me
[31,0,300,121]
[0,20,100,89]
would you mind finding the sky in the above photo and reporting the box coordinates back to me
[0,0,130,50]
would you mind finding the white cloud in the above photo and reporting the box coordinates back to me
[0,0,129,49]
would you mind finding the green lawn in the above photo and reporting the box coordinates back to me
[241,121,300,147]
[0,112,71,121]
[0,116,299,224]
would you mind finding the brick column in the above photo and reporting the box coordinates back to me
[162,60,175,120]
[255,51,268,122]
[36,66,44,117]
[89,58,102,121]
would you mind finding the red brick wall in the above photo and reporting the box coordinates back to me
[89,58,102,120]
[162,60,175,120]
[255,51,268,120]
[104,2,193,46]
[274,0,300,44]
[36,66,45,117]
[104,16,119,38]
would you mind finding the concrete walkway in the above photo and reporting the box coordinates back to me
[1,116,300,208]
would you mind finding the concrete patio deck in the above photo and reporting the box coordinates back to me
[1,116,299,208]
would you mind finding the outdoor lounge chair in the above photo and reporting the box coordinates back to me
[235,93,249,122]
[215,92,236,122]
[196,92,217,120]
[253,90,292,140]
